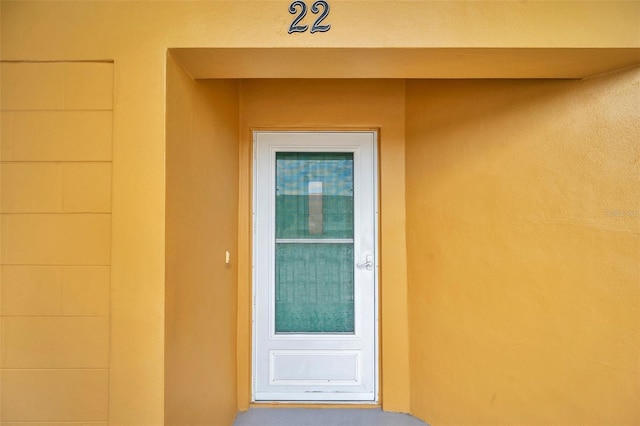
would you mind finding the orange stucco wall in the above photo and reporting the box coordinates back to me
[1,1,639,425]
[406,69,640,425]
[165,56,239,425]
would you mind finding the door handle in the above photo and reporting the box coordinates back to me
[357,255,373,271]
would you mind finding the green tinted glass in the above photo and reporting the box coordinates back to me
[275,152,355,333]
[276,152,354,239]
[275,243,354,333]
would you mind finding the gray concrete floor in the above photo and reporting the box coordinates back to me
[233,408,429,426]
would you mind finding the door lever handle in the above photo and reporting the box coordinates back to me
[357,255,373,271]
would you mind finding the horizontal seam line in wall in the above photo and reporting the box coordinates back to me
[0,109,114,112]
[0,264,111,267]
[0,162,113,165]
[0,59,114,63]
[0,212,112,215]
[0,212,111,215]
[0,161,113,163]
[0,315,110,318]
[0,368,110,371]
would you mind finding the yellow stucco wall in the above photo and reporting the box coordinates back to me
[165,56,239,425]
[1,1,639,425]
[406,69,640,424]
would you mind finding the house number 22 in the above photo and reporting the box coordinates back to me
[288,0,331,34]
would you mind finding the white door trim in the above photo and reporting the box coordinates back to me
[252,130,379,402]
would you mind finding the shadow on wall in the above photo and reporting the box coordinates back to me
[165,55,240,426]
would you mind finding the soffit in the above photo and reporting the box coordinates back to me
[170,48,640,80]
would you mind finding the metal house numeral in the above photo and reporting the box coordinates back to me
[288,1,308,33]
[288,0,331,34]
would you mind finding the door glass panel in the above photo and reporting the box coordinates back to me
[275,152,355,333]
[276,152,354,240]
[275,243,354,333]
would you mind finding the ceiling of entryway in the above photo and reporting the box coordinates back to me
[170,48,640,79]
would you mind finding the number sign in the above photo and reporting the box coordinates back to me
[289,1,331,34]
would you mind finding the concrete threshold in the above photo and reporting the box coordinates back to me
[233,407,429,426]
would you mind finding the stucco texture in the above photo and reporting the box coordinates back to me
[1,1,639,425]
[406,69,640,425]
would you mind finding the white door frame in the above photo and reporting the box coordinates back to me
[252,130,379,402]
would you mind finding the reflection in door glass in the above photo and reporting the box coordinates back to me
[275,152,355,333]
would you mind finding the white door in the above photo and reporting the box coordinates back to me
[253,131,378,402]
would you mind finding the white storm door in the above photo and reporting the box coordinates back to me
[253,131,378,402]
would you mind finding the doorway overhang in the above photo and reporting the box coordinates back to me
[170,47,640,80]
